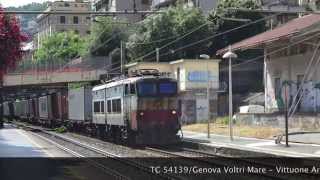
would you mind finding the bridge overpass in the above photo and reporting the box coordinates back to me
[3,56,110,87]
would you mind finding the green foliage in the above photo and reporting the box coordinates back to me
[216,116,229,125]
[5,2,49,31]
[34,31,87,65]
[54,126,67,133]
[127,5,212,62]
[87,17,129,56]
[208,0,265,56]
[68,82,91,89]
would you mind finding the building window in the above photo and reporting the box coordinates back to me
[86,31,91,35]
[73,16,79,24]
[274,78,281,99]
[141,0,150,5]
[290,45,298,55]
[299,44,308,54]
[64,2,70,7]
[60,16,66,24]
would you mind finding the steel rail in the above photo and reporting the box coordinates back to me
[28,130,130,180]
[145,147,287,180]
[17,123,181,180]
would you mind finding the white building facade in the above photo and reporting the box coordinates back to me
[218,14,320,113]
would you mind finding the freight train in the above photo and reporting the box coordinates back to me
[3,70,181,145]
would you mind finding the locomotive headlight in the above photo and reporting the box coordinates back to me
[140,112,144,116]
[172,110,177,115]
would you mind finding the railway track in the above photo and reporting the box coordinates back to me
[13,122,320,180]
[144,146,319,180]
[16,123,181,180]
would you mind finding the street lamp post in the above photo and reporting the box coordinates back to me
[223,46,237,141]
[200,54,211,138]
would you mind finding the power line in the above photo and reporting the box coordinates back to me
[140,12,282,62]
[132,22,211,61]
[226,8,314,15]
[2,10,162,15]
[221,31,320,71]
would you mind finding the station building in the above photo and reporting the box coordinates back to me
[126,59,222,124]
[218,14,320,114]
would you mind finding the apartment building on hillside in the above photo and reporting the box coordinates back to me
[35,0,91,48]
[152,0,217,16]
[93,0,152,23]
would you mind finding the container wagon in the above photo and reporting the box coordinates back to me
[13,100,23,119]
[51,90,68,126]
[3,101,14,120]
[38,95,53,127]
[67,86,92,132]
[29,98,40,124]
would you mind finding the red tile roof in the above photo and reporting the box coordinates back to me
[217,14,320,55]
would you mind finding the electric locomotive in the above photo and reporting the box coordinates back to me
[92,69,181,145]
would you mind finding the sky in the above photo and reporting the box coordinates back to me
[0,0,50,8]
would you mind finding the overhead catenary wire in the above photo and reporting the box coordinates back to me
[143,12,282,62]
[132,22,211,61]
[2,10,162,15]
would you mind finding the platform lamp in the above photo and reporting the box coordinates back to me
[222,46,238,141]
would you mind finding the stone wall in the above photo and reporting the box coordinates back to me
[235,113,320,130]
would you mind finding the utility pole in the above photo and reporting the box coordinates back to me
[223,46,237,141]
[207,60,210,138]
[284,83,289,147]
[120,41,124,74]
[200,54,211,138]
[133,0,137,12]
[156,48,160,62]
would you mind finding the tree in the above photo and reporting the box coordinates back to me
[0,7,27,127]
[208,0,265,57]
[5,2,49,31]
[127,4,212,62]
[87,17,129,56]
[34,31,87,65]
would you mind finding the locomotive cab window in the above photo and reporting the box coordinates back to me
[112,99,121,113]
[130,83,136,94]
[125,84,129,95]
[94,101,100,113]
[100,101,105,113]
[138,82,157,96]
[159,82,177,95]
[107,100,112,113]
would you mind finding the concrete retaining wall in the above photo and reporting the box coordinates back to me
[235,113,320,130]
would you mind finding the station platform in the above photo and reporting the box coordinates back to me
[180,131,320,157]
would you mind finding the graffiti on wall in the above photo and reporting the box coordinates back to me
[267,80,320,112]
